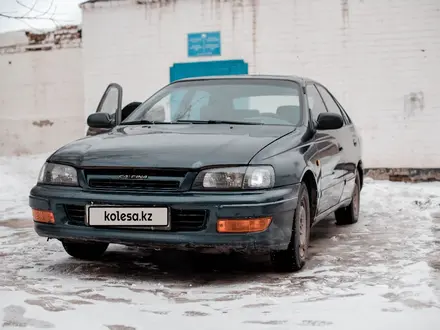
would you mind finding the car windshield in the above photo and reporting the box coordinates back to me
[122,79,303,126]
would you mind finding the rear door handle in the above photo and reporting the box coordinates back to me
[353,139,357,146]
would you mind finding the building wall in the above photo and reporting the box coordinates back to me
[0,28,84,156]
[81,0,440,169]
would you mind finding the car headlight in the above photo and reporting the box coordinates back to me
[192,166,275,190]
[37,162,79,186]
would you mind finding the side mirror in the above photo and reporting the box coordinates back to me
[87,112,114,128]
[316,113,344,130]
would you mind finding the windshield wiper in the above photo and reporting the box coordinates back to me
[176,120,263,125]
[122,120,171,125]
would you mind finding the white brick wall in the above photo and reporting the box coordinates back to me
[81,0,440,168]
[1,0,431,168]
[0,33,84,156]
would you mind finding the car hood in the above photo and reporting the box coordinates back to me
[49,124,297,168]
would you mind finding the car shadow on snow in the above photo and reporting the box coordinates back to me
[44,216,347,284]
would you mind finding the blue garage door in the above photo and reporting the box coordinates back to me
[169,59,248,82]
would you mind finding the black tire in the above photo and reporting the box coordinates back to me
[335,171,360,225]
[62,240,109,260]
[270,182,311,272]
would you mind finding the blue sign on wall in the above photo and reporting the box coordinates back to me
[187,31,221,57]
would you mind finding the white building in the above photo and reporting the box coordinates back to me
[0,26,83,155]
[1,0,440,170]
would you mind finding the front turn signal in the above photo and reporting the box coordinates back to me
[217,217,272,233]
[32,209,55,224]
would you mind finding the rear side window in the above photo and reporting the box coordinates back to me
[306,85,327,121]
[316,85,342,115]
[316,85,350,124]
[335,98,352,124]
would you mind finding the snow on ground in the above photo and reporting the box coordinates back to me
[0,154,440,330]
[0,153,50,221]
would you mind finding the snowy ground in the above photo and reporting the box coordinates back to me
[0,154,440,330]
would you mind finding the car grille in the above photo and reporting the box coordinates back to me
[83,168,187,192]
[64,204,207,232]
[64,204,86,225]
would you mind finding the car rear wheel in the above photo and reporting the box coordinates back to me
[335,171,360,225]
[270,182,311,272]
[62,240,109,260]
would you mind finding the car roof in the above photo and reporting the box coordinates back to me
[173,74,320,86]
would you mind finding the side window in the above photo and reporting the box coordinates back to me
[306,84,327,121]
[335,98,352,124]
[96,84,121,117]
[341,108,351,124]
[99,88,119,115]
[316,85,349,124]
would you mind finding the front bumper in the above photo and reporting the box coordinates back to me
[29,184,299,253]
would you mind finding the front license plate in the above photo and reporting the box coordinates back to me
[86,205,169,227]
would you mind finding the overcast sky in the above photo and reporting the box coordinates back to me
[0,0,83,32]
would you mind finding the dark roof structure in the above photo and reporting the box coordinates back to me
[79,0,116,7]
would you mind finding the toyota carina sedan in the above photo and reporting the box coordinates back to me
[29,75,363,272]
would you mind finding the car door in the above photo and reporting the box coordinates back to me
[315,84,358,203]
[306,84,344,215]
[86,83,123,136]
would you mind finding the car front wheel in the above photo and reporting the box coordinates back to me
[270,182,311,272]
[62,240,109,260]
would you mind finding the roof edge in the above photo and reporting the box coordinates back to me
[79,0,126,9]
[173,74,308,83]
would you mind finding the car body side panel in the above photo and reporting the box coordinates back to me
[311,131,344,214]
[86,127,111,136]
[339,123,361,201]
[316,84,361,204]
[248,126,314,187]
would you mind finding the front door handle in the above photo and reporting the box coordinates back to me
[353,139,357,146]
